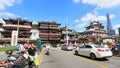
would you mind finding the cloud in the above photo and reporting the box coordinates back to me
[81,13,105,22]
[113,24,120,34]
[74,19,80,23]
[81,13,115,22]
[0,0,21,10]
[110,14,115,19]
[76,22,87,28]
[73,0,80,4]
[33,21,38,24]
[0,12,19,18]
[82,0,120,8]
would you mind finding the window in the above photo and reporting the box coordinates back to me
[85,45,92,48]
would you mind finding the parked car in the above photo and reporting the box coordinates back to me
[111,44,120,55]
[74,44,112,59]
[61,44,73,51]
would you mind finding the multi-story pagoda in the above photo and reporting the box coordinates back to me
[39,21,61,45]
[0,18,32,46]
[79,21,108,42]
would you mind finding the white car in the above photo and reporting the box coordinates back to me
[61,44,73,51]
[74,44,112,59]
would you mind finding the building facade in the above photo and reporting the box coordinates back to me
[0,18,32,46]
[39,21,61,45]
[0,19,62,46]
[78,21,108,42]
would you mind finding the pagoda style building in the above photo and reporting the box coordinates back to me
[38,21,61,45]
[60,26,79,45]
[78,21,108,42]
[0,18,32,46]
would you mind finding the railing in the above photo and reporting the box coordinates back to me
[39,26,48,29]
[0,38,31,40]
[49,27,59,29]
[39,33,61,36]
[3,24,31,28]
[49,37,60,40]
[49,33,61,36]
[39,33,49,36]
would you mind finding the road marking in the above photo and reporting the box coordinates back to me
[38,49,43,66]
[61,50,109,68]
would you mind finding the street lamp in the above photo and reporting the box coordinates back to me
[74,25,76,45]
[17,18,20,45]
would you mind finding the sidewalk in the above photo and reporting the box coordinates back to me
[0,50,20,61]
[0,52,4,55]
[0,52,7,61]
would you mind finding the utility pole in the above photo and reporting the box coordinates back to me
[74,25,76,45]
[17,18,20,45]
[66,18,69,45]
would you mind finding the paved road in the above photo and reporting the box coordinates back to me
[40,47,104,68]
[40,47,120,68]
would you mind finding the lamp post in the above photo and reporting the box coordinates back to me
[74,25,76,46]
[66,18,69,45]
[17,18,20,45]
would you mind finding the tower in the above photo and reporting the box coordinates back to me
[106,13,115,36]
[119,27,120,36]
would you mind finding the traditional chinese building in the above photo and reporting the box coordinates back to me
[61,26,79,44]
[78,21,108,42]
[38,21,61,45]
[0,18,32,46]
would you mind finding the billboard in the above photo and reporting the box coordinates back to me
[11,31,18,46]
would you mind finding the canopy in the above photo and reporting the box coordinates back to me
[35,39,42,46]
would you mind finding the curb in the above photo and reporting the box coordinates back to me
[38,49,43,65]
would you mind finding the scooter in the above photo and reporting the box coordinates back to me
[46,48,50,55]
[5,50,29,68]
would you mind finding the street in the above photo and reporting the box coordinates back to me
[40,47,120,68]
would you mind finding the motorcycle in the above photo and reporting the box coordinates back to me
[5,50,29,68]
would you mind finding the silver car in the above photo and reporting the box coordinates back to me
[61,44,73,51]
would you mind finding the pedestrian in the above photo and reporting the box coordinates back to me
[27,43,39,66]
[24,40,30,49]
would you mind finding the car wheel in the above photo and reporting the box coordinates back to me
[90,53,96,60]
[75,50,78,55]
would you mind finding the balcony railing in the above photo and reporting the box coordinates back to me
[49,37,60,40]
[3,24,31,28]
[49,27,59,29]
[39,26,48,29]
[39,33,49,36]
[0,38,31,40]
[49,33,61,36]
[39,33,61,36]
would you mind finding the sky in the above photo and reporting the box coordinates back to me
[0,0,120,34]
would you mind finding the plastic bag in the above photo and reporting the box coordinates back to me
[34,58,39,66]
